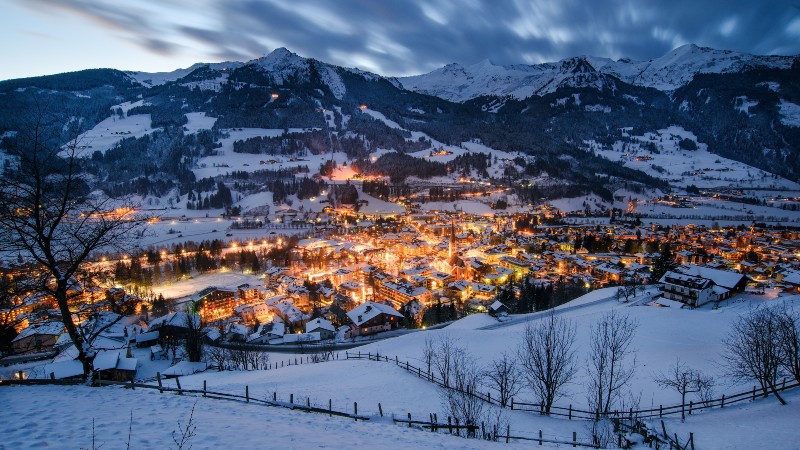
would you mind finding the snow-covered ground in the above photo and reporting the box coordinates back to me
[152,272,263,300]
[192,128,327,179]
[74,114,158,156]
[588,125,800,190]
[3,289,799,448]
[184,112,217,133]
[0,384,528,449]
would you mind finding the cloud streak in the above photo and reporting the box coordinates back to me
[15,0,800,76]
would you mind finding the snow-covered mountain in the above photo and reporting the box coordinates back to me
[401,44,797,102]
[126,61,244,87]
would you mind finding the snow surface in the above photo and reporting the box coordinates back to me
[126,62,242,87]
[184,112,217,133]
[400,44,797,102]
[73,114,158,156]
[152,272,263,301]
[779,100,800,127]
[0,384,528,449]
[589,125,800,190]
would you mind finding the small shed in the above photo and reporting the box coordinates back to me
[488,301,510,317]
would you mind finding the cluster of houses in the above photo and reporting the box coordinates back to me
[3,209,800,380]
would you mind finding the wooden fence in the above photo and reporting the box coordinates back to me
[92,373,481,438]
[512,378,800,421]
[345,350,800,422]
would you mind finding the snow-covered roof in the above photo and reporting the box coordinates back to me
[305,317,335,333]
[674,264,745,289]
[162,361,207,377]
[135,330,159,343]
[12,321,64,342]
[346,301,402,326]
[40,360,84,379]
[93,350,121,371]
[149,312,200,329]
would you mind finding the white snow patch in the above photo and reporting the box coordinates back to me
[778,99,800,127]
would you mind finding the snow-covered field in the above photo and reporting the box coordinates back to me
[192,127,327,180]
[152,272,263,300]
[3,288,800,448]
[74,114,158,156]
[588,126,800,190]
[0,384,525,450]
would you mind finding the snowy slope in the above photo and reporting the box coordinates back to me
[400,44,797,102]
[252,48,346,100]
[0,384,529,449]
[126,61,243,87]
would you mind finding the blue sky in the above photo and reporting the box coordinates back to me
[2,0,799,80]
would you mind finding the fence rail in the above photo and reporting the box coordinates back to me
[344,350,800,423]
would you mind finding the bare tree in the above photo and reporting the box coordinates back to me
[183,314,204,363]
[585,311,638,419]
[517,313,578,414]
[482,352,523,407]
[0,115,146,378]
[438,343,483,438]
[775,304,800,383]
[722,306,786,405]
[433,334,457,387]
[203,345,230,371]
[654,358,714,421]
[422,335,435,374]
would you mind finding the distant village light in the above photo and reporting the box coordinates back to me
[271,93,279,99]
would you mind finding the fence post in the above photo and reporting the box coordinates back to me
[720,395,725,408]
[245,385,249,403]
[689,432,695,450]
[506,424,510,443]
[569,404,572,420]
[488,391,491,403]
[329,399,332,416]
[307,397,310,408]
[659,404,663,417]
[290,393,294,404]
[688,401,692,415]
[203,380,207,397]
[273,391,277,402]
[448,416,452,434]
[752,385,756,401]
[175,377,183,395]
[408,412,412,428]
[573,431,577,447]
[511,397,514,410]
[378,403,383,417]
[157,372,163,393]
[353,402,358,421]
[539,429,542,445]
[130,377,135,390]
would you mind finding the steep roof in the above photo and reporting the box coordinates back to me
[346,301,402,326]
[674,264,746,289]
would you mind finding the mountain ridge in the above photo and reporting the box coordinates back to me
[400,44,799,102]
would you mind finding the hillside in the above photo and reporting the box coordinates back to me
[1,45,799,217]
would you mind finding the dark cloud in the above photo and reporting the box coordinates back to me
[17,0,800,75]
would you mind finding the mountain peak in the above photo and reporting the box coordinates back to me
[255,47,307,71]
